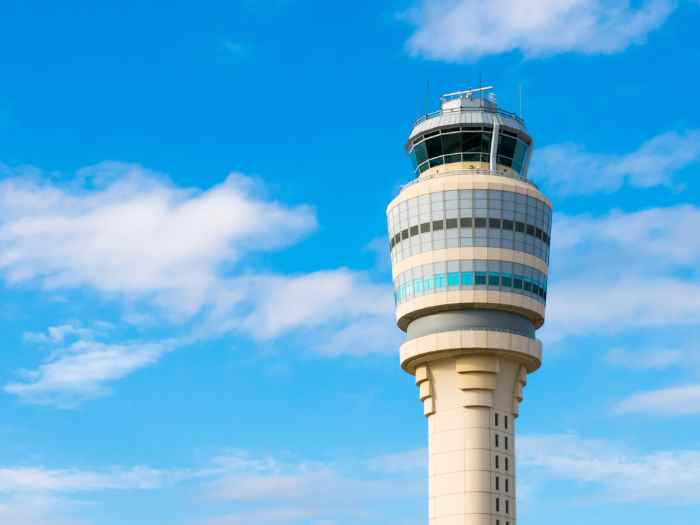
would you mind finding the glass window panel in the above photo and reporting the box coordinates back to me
[414,279,423,295]
[426,136,443,158]
[460,217,473,228]
[462,132,482,153]
[401,229,409,240]
[512,141,528,173]
[498,135,517,158]
[423,276,434,291]
[435,274,446,289]
[489,218,501,229]
[414,142,428,165]
[461,272,473,287]
[498,155,513,168]
[445,154,461,164]
[513,277,523,289]
[481,132,492,153]
[445,218,458,229]
[429,157,444,168]
[488,273,500,287]
[447,272,460,287]
[474,218,487,228]
[410,225,419,236]
[432,220,444,230]
[475,272,487,286]
[420,222,431,233]
[442,133,461,155]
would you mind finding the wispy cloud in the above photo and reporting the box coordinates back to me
[7,323,186,408]
[543,205,700,342]
[613,384,700,415]
[403,0,675,62]
[520,433,700,504]
[532,129,700,195]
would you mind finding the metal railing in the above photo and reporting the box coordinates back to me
[400,168,539,191]
[413,105,524,127]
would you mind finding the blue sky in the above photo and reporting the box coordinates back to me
[1,0,700,524]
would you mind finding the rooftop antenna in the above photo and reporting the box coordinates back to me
[519,83,524,119]
[425,80,430,117]
[479,72,483,108]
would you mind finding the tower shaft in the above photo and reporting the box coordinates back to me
[387,88,551,525]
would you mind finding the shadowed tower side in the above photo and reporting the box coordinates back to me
[386,87,551,525]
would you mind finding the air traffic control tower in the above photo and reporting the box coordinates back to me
[386,87,551,525]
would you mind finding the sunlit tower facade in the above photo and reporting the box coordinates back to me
[386,87,551,525]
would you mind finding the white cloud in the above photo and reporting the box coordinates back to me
[6,336,180,408]
[404,0,675,62]
[368,449,427,473]
[542,205,700,342]
[520,433,700,504]
[532,130,700,195]
[0,161,316,319]
[0,466,166,493]
[613,384,700,415]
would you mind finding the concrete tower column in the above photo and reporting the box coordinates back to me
[387,87,551,525]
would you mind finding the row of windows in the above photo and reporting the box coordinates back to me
[390,217,551,249]
[393,268,548,306]
[388,189,551,236]
[408,126,530,176]
[391,230,550,265]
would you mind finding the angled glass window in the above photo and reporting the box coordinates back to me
[401,229,409,240]
[445,218,458,229]
[420,222,431,233]
[488,273,500,287]
[475,272,487,286]
[513,276,523,289]
[410,225,419,237]
[423,276,434,291]
[460,217,473,228]
[442,133,461,155]
[474,218,487,228]
[498,134,517,159]
[426,136,443,158]
[432,220,444,230]
[413,142,428,165]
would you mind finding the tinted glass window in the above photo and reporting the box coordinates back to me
[442,133,461,155]
[446,218,458,229]
[512,140,528,172]
[460,218,473,228]
[463,132,482,153]
[475,218,487,228]
[432,220,444,230]
[498,135,517,159]
[414,142,428,165]
[410,225,419,236]
[420,222,431,233]
[426,136,443,158]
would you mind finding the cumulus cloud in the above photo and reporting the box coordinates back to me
[404,0,675,62]
[0,161,317,319]
[520,433,700,504]
[532,129,700,195]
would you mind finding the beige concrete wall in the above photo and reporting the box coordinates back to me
[417,356,522,525]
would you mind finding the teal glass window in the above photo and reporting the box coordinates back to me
[426,136,443,158]
[423,277,434,291]
[414,279,423,295]
[447,272,460,287]
[435,274,446,288]
[442,133,461,155]
[461,271,473,287]
[513,277,523,289]
[488,273,500,287]
[512,140,528,173]
[502,274,512,288]
[523,280,532,292]
[475,272,487,285]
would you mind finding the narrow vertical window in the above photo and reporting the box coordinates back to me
[495,413,499,427]
[495,455,500,469]
[505,457,509,471]
[496,497,500,512]
[505,436,509,450]
[496,476,500,490]
[495,434,499,448]
[505,415,509,429]
[505,478,509,493]
[506,500,510,514]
